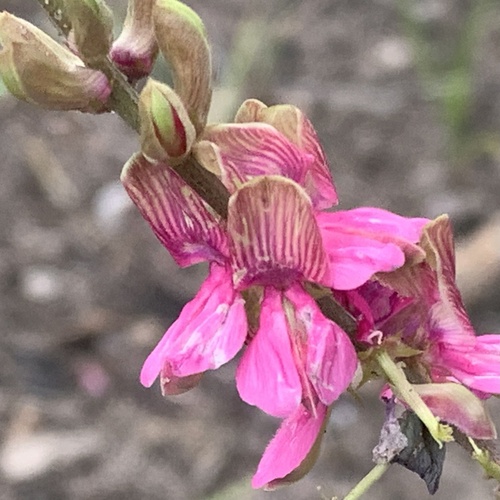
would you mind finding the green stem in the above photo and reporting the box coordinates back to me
[375,350,453,447]
[468,438,500,483]
[343,463,390,500]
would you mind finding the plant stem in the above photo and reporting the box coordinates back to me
[468,438,500,483]
[375,350,453,447]
[343,463,390,500]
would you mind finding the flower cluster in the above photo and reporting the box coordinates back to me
[2,0,500,495]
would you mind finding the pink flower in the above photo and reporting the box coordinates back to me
[349,216,500,438]
[122,105,434,487]
[122,152,358,485]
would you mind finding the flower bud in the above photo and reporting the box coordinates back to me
[65,0,114,62]
[153,0,212,134]
[110,0,158,80]
[0,13,111,112]
[139,79,196,164]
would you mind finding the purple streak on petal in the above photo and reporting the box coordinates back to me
[235,99,338,210]
[228,176,329,289]
[201,123,310,192]
[121,153,228,267]
[252,402,328,489]
[140,264,246,387]
[413,383,497,439]
[236,287,301,417]
[286,284,357,405]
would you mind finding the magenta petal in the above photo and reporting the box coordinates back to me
[228,176,329,289]
[201,123,310,192]
[285,284,357,405]
[121,153,228,267]
[252,403,328,489]
[140,264,246,387]
[236,287,301,417]
[436,334,500,395]
[317,209,429,289]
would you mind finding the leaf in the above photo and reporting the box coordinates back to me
[392,411,446,494]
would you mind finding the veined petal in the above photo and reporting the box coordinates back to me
[236,287,301,417]
[252,402,328,489]
[412,383,497,439]
[434,334,500,395]
[423,215,474,336]
[201,123,311,192]
[316,208,428,290]
[285,284,357,405]
[121,153,228,266]
[140,264,246,387]
[235,99,338,209]
[228,176,329,289]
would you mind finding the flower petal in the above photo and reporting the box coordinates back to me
[413,383,497,439]
[252,402,328,489]
[285,284,357,405]
[200,123,311,192]
[236,287,301,417]
[121,153,228,267]
[316,208,428,290]
[140,264,246,387]
[235,99,338,210]
[228,176,329,289]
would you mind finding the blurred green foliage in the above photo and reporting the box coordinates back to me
[398,0,499,165]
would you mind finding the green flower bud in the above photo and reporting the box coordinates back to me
[65,0,114,63]
[0,12,111,112]
[153,0,212,135]
[110,0,158,80]
[139,79,196,164]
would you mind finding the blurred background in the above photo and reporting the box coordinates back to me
[1,0,500,498]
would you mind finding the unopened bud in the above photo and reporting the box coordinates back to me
[153,0,212,134]
[110,0,158,80]
[0,13,111,112]
[139,79,196,164]
[65,0,114,62]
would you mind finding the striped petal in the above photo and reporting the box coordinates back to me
[140,264,247,387]
[252,402,328,489]
[201,123,311,192]
[236,287,301,417]
[121,153,228,267]
[235,99,338,209]
[228,176,329,290]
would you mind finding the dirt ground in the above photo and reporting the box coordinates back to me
[1,1,500,499]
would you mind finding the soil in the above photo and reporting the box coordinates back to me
[1,1,500,499]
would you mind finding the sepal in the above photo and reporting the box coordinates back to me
[153,0,212,134]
